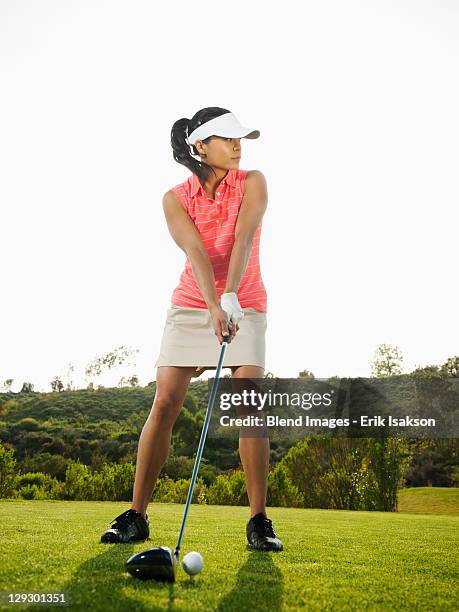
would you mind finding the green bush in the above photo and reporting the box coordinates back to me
[169,477,207,504]
[207,469,248,506]
[13,417,40,431]
[204,474,231,505]
[1,435,413,510]
[95,462,135,501]
[16,472,47,487]
[61,461,91,500]
[17,484,48,500]
[152,475,207,504]
[19,452,69,480]
[14,471,63,500]
[162,452,219,485]
[0,443,17,498]
[151,475,175,502]
[281,434,411,511]
[61,460,135,501]
[368,436,411,511]
[267,463,303,508]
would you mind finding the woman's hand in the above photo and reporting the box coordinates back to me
[209,305,239,344]
[220,292,244,325]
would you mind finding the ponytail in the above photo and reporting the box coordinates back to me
[170,107,231,185]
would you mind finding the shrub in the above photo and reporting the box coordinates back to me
[152,475,207,504]
[0,443,17,498]
[367,436,411,511]
[14,471,63,500]
[12,417,40,431]
[61,460,135,501]
[281,434,411,511]
[94,462,135,501]
[206,474,232,505]
[207,469,248,506]
[16,472,47,487]
[61,461,93,500]
[19,452,69,480]
[267,463,303,508]
[17,484,48,500]
[169,477,207,504]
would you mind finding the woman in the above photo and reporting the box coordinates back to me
[100,107,283,552]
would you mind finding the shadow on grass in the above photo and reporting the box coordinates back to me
[20,543,284,612]
[215,546,284,611]
[19,536,283,612]
[22,542,177,612]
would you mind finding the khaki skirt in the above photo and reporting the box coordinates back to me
[154,304,267,378]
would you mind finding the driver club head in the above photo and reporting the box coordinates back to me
[125,546,178,582]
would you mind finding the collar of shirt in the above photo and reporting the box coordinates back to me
[189,168,237,198]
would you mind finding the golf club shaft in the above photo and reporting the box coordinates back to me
[174,336,229,559]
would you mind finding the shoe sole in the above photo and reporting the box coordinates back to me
[246,542,283,552]
[101,535,150,544]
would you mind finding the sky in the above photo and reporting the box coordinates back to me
[0,0,458,392]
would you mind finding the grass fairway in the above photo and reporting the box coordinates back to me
[0,500,457,611]
[397,487,459,514]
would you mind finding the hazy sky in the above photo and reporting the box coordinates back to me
[1,0,458,392]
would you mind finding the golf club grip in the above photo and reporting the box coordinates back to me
[174,339,228,558]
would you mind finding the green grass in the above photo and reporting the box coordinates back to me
[0,500,457,611]
[398,487,459,514]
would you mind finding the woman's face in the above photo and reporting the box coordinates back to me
[196,136,241,170]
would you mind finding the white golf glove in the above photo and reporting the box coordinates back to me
[220,292,244,324]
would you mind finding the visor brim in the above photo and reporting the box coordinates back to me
[211,128,260,139]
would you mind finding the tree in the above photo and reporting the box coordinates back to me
[64,362,76,391]
[1,379,13,392]
[20,382,34,393]
[371,344,404,377]
[440,356,459,377]
[117,375,140,388]
[298,369,314,379]
[85,345,140,386]
[128,375,139,387]
[50,376,64,392]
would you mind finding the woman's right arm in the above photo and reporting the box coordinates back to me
[162,190,236,343]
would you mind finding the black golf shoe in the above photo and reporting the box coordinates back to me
[247,512,283,552]
[100,509,150,544]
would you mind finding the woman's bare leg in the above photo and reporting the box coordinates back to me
[231,365,269,519]
[131,365,196,517]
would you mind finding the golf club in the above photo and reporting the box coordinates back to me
[125,333,229,581]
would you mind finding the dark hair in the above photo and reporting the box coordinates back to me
[171,107,231,185]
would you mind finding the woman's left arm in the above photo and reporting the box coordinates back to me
[224,170,268,293]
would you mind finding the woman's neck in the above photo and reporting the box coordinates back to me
[201,169,229,198]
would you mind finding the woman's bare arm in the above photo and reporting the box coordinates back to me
[163,190,220,310]
[224,170,268,293]
[162,190,235,342]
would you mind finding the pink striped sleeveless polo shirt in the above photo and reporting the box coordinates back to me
[169,168,267,312]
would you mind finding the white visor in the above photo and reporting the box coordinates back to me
[186,112,260,146]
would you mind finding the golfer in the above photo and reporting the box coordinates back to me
[101,107,283,552]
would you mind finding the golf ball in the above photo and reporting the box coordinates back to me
[182,551,204,576]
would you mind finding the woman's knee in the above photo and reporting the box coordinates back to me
[149,395,183,426]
